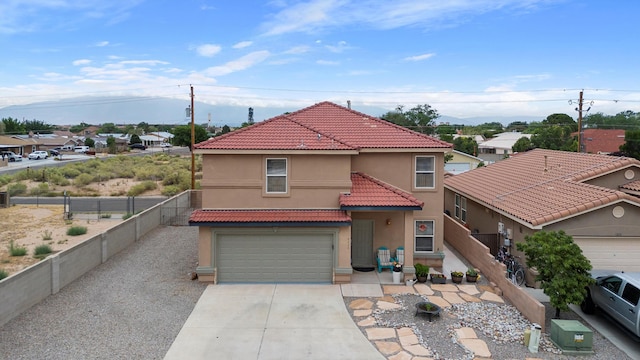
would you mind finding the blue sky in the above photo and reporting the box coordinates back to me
[1,0,639,123]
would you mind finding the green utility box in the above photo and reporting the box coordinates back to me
[550,319,594,355]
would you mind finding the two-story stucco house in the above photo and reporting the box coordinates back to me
[444,149,640,284]
[189,101,452,283]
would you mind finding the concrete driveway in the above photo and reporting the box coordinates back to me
[164,284,384,360]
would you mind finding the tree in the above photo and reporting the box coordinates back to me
[512,137,534,153]
[2,117,25,135]
[516,231,594,318]
[380,104,439,134]
[530,113,577,151]
[452,137,477,156]
[130,134,142,144]
[171,125,209,148]
[619,129,640,160]
[23,119,54,134]
[69,122,91,134]
[98,122,121,134]
[83,138,95,148]
[506,121,528,132]
[106,136,117,154]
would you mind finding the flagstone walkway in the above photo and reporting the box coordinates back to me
[347,282,544,360]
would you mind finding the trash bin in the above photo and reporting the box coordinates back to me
[528,323,542,353]
[392,271,402,284]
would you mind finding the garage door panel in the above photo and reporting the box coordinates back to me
[575,237,640,272]
[217,232,334,283]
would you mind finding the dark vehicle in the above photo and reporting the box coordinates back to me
[129,143,146,150]
[49,149,60,156]
[582,271,640,337]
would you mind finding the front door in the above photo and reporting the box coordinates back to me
[351,219,374,268]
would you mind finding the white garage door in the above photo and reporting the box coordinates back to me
[574,237,640,272]
[216,232,334,283]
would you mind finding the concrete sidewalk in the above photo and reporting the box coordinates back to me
[164,284,384,360]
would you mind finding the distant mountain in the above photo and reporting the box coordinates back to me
[0,96,542,127]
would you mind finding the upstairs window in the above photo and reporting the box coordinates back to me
[266,158,287,193]
[415,156,435,189]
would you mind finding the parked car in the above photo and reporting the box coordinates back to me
[28,151,49,160]
[49,149,60,156]
[129,143,146,150]
[159,142,172,148]
[2,151,23,162]
[582,271,640,337]
[74,146,90,153]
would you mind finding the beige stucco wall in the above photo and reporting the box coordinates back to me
[583,166,640,190]
[545,202,640,237]
[200,154,352,209]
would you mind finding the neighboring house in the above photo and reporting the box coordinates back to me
[141,132,173,147]
[579,128,625,154]
[189,101,452,284]
[445,150,484,175]
[444,149,640,284]
[477,132,531,163]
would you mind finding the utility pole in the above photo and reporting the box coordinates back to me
[570,90,593,153]
[190,85,195,189]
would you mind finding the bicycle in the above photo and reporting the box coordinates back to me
[505,255,525,286]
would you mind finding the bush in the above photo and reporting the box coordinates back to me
[8,240,27,256]
[126,181,157,196]
[74,173,95,187]
[0,269,7,280]
[34,244,53,256]
[42,230,52,241]
[7,182,27,196]
[161,185,181,197]
[122,213,133,220]
[67,226,88,236]
[60,167,81,178]
[30,183,50,196]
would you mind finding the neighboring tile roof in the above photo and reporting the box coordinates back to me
[444,149,640,227]
[195,101,451,151]
[621,180,640,192]
[189,209,351,224]
[580,128,625,154]
[339,172,424,209]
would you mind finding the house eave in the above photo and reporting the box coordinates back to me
[189,221,352,227]
[340,205,422,211]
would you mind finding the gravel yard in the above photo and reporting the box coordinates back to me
[0,226,206,360]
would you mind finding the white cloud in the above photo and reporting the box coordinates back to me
[195,44,222,57]
[325,41,349,53]
[316,60,339,66]
[204,51,271,76]
[284,45,310,54]
[404,53,435,62]
[96,41,110,47]
[73,59,92,66]
[233,41,253,49]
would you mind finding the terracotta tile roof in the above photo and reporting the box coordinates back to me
[189,209,351,224]
[621,180,640,192]
[196,101,451,151]
[339,172,424,209]
[580,129,626,154]
[444,149,640,227]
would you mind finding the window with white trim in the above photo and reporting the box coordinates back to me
[455,194,467,223]
[266,158,287,193]
[414,220,434,253]
[415,156,435,189]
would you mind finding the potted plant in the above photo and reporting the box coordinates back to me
[466,267,480,282]
[430,273,446,284]
[451,271,464,284]
[414,263,430,283]
[392,261,403,284]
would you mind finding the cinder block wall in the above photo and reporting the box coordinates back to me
[444,215,546,331]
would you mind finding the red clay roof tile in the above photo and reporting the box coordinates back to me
[340,172,424,208]
[445,149,640,227]
[195,101,451,151]
[189,209,351,223]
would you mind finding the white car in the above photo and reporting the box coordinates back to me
[159,143,172,148]
[28,151,49,160]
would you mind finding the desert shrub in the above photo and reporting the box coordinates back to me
[0,269,7,280]
[30,183,50,196]
[0,175,11,186]
[60,167,81,178]
[11,169,36,182]
[100,213,112,218]
[162,170,189,186]
[46,172,71,186]
[127,181,157,196]
[74,173,95,187]
[7,182,27,196]
[8,240,27,256]
[42,230,52,240]
[161,185,181,196]
[67,226,88,236]
[34,244,53,256]
[122,212,133,220]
